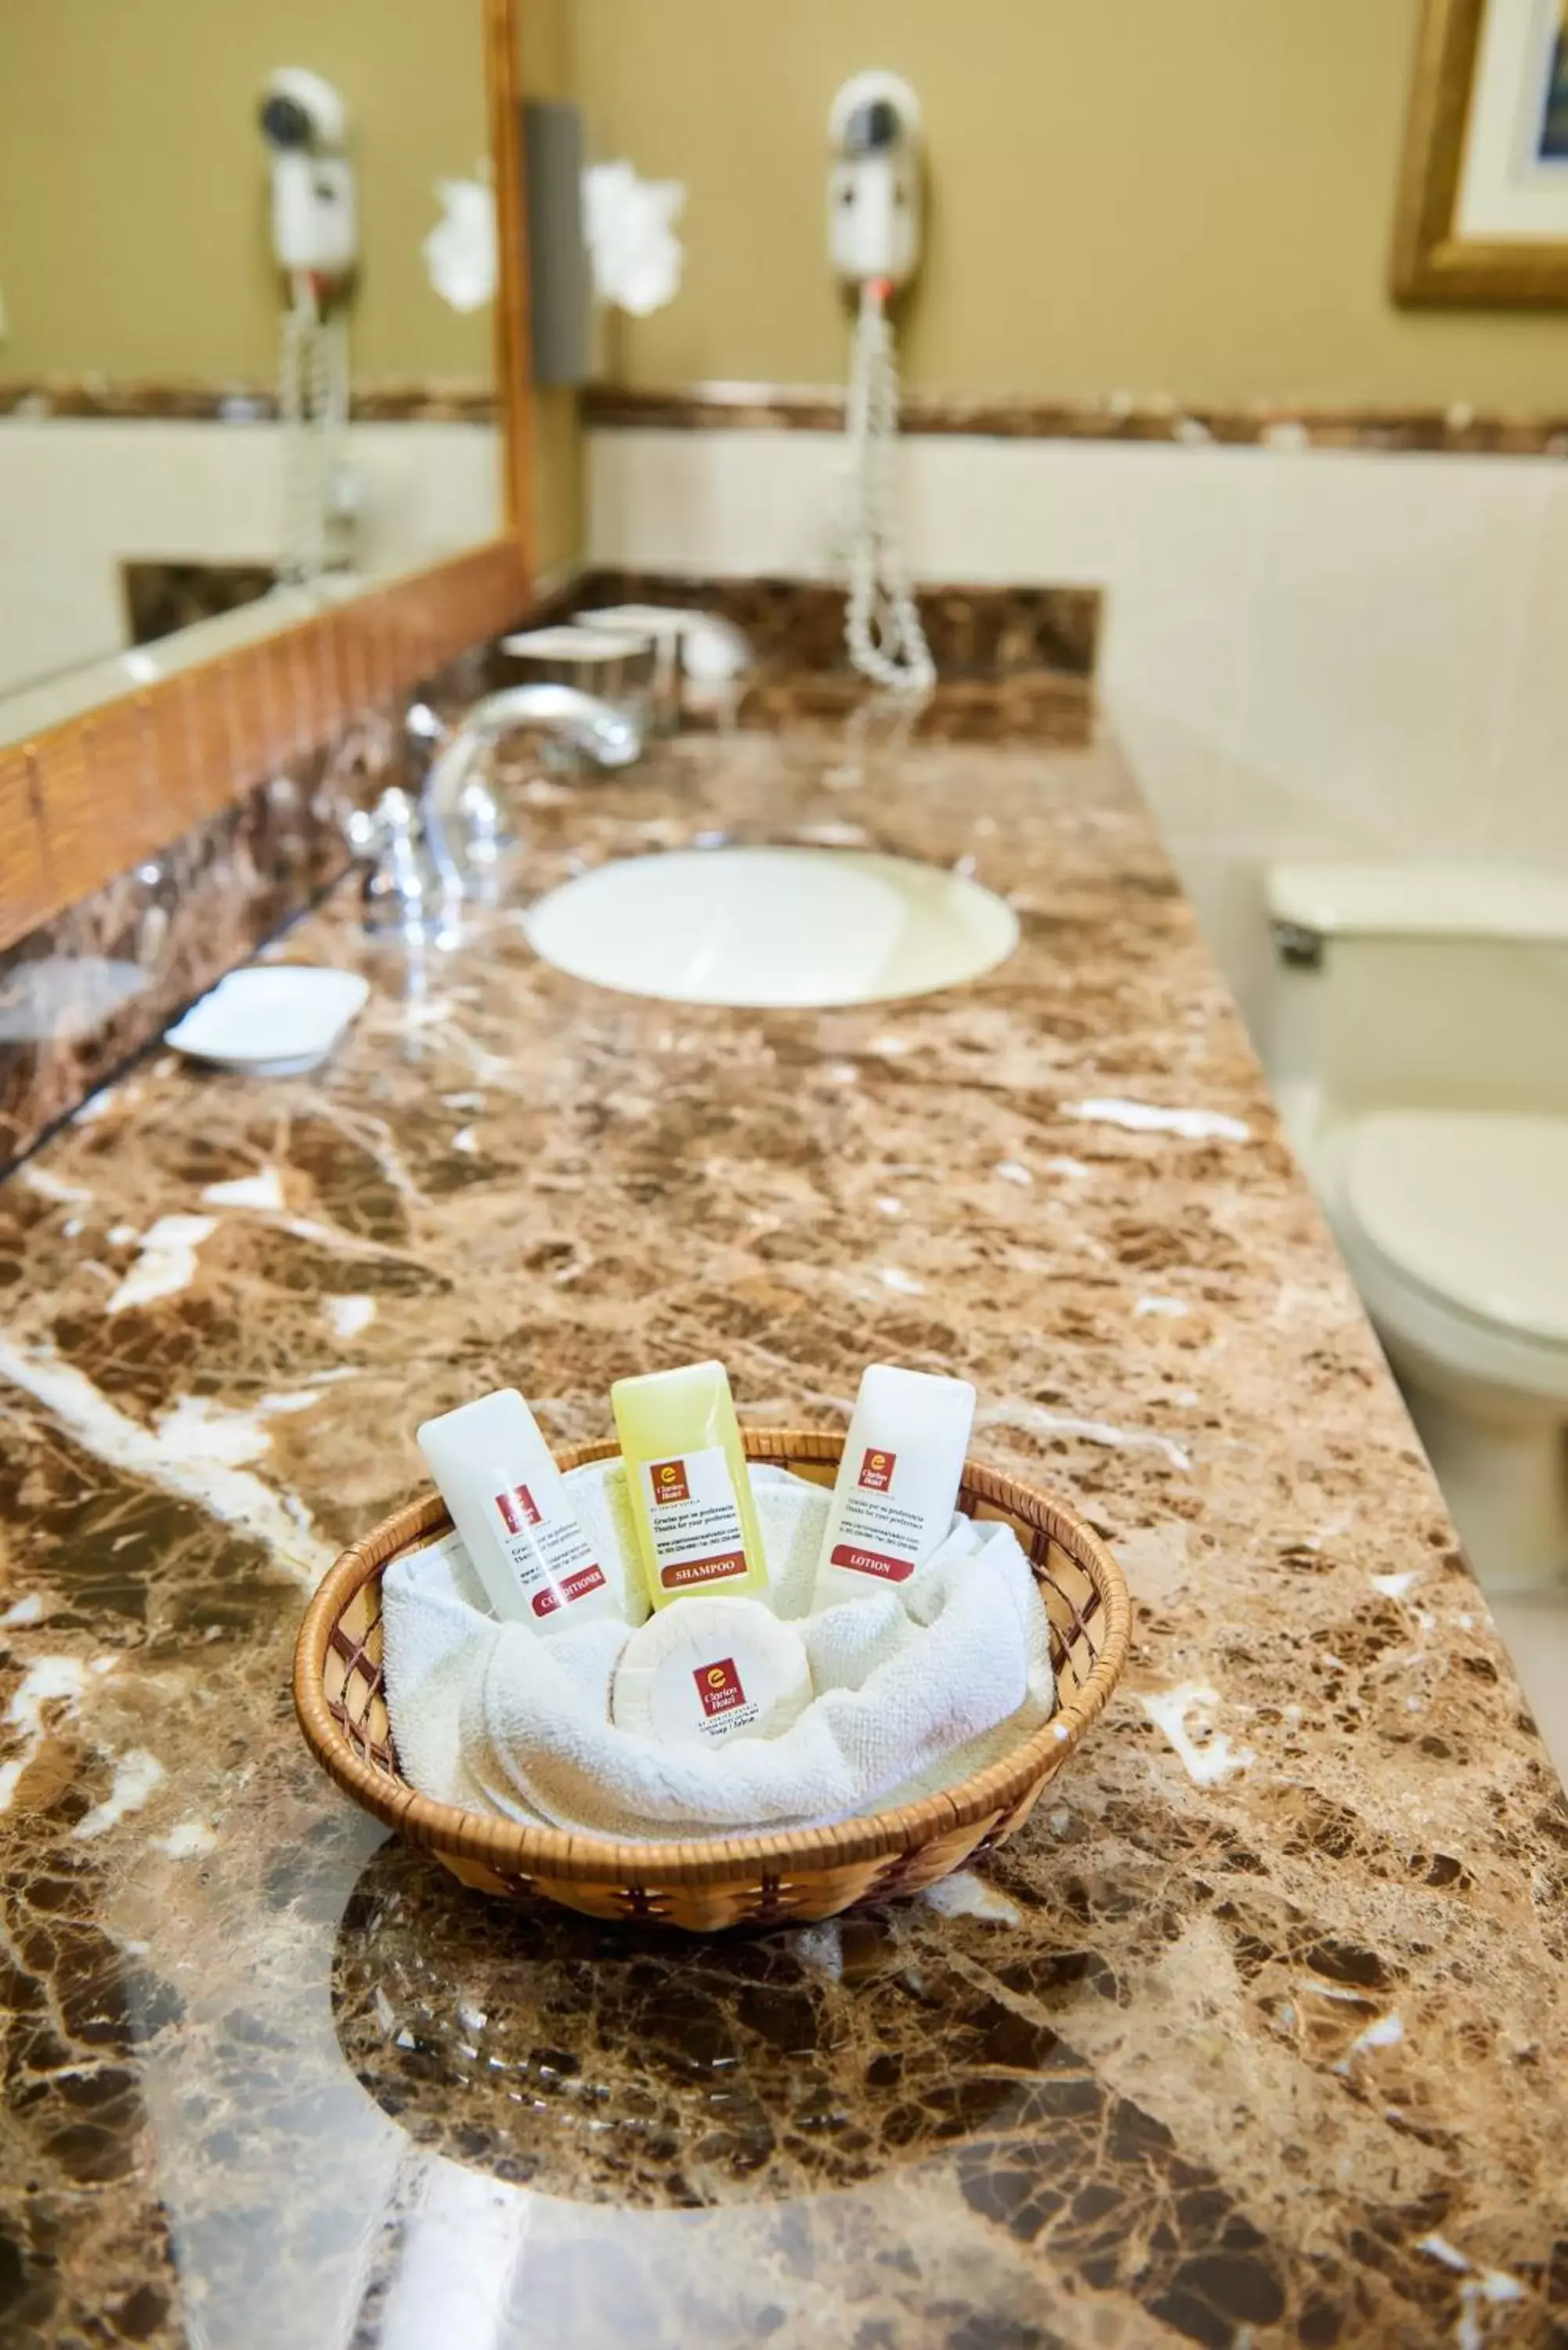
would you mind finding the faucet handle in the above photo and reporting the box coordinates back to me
[679,615,754,724]
[350,786,457,945]
[405,700,448,749]
[342,801,380,859]
[401,700,450,793]
[681,615,754,682]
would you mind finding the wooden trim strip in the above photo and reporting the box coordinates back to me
[0,537,527,958]
[486,0,535,570]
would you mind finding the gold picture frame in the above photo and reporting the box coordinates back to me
[1393,0,1568,306]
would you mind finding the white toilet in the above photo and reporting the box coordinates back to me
[1263,863,1568,1593]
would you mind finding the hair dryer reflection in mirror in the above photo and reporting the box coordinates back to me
[829,74,934,696]
[261,67,359,583]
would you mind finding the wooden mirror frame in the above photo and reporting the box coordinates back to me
[0,0,537,960]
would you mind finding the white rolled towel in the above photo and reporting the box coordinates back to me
[381,1463,829,1795]
[382,1481,1054,1842]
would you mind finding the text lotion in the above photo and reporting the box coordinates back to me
[813,1363,976,1605]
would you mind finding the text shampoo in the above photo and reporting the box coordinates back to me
[611,1360,769,1612]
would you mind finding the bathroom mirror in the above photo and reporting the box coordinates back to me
[0,0,529,746]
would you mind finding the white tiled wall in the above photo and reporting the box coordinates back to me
[0,418,500,701]
[587,425,1568,1035]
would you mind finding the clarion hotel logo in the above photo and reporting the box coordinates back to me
[695,1657,746,1716]
[494,1484,542,1533]
[858,1447,896,1492]
[651,1458,691,1505]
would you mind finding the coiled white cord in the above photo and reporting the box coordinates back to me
[280,275,352,584]
[844,280,935,695]
[280,276,320,582]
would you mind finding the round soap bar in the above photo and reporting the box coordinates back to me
[611,1596,812,1748]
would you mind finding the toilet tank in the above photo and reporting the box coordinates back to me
[1263,863,1568,1151]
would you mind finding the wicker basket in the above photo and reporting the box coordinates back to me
[293,1430,1132,1931]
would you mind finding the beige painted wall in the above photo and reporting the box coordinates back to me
[573,0,1568,406]
[0,0,493,383]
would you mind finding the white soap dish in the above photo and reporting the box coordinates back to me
[166,966,370,1077]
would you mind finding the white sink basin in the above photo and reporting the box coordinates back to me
[524,845,1018,1009]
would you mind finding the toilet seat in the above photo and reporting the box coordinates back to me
[1339,1112,1568,1401]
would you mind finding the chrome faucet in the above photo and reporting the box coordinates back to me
[419,684,641,905]
[345,786,457,947]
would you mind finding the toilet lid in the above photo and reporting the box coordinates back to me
[1346,1112,1568,1344]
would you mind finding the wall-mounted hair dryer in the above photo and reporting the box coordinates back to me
[828,70,923,290]
[260,69,359,583]
[259,67,358,280]
[828,73,934,694]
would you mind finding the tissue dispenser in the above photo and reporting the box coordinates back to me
[523,98,589,388]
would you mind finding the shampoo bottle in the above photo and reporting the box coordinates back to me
[813,1363,976,1607]
[611,1360,768,1611]
[417,1387,616,1632]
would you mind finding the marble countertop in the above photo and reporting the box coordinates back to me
[2,707,1566,2350]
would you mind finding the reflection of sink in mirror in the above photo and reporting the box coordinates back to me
[524,846,1020,1009]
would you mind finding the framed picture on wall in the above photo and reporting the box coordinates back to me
[1393,0,1568,303]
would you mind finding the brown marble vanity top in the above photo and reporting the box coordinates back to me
[2,703,1565,2350]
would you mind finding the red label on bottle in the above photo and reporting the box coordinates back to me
[495,1483,542,1534]
[858,1447,896,1492]
[530,1561,607,1618]
[829,1541,914,1584]
[660,1549,748,1591]
[695,1657,746,1717]
[650,1459,690,1506]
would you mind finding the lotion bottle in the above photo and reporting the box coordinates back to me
[417,1387,616,1632]
[611,1360,768,1611]
[813,1363,975,1607]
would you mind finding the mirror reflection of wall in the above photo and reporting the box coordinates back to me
[0,0,501,729]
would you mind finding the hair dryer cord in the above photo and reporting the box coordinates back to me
[844,282,934,695]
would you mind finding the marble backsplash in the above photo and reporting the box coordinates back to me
[0,738,362,1170]
[0,378,497,425]
[584,381,1568,457]
[0,644,494,1171]
[565,568,1100,679]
